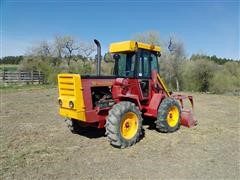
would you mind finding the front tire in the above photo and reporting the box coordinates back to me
[105,101,143,148]
[156,98,181,133]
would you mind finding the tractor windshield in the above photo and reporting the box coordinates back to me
[113,52,136,77]
[113,49,159,78]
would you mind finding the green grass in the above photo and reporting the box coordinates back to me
[0,64,19,72]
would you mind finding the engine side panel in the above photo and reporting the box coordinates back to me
[81,78,115,126]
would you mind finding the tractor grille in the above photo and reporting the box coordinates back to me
[58,76,75,96]
[57,74,86,121]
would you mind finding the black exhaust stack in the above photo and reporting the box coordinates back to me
[94,39,101,76]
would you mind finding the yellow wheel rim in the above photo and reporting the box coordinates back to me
[120,112,139,140]
[167,106,179,127]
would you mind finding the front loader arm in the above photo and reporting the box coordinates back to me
[156,73,170,97]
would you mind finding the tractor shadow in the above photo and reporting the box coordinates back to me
[73,126,146,141]
[142,116,156,130]
[71,117,155,140]
[72,122,148,141]
[73,126,106,139]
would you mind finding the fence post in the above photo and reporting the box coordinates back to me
[3,68,5,83]
[18,71,21,83]
[38,71,41,84]
[31,70,33,84]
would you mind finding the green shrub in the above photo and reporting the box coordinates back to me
[67,60,92,74]
[19,56,61,84]
[181,59,216,92]
[181,59,240,94]
[209,62,240,95]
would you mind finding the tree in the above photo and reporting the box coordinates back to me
[26,41,60,66]
[54,35,65,58]
[79,42,95,59]
[103,52,114,62]
[32,41,51,57]
[167,36,186,91]
[182,59,216,92]
[79,42,96,65]
[160,36,186,91]
[0,56,23,64]
[168,37,185,57]
[190,54,235,64]
[53,35,80,66]
[62,36,80,66]
[209,61,240,94]
[133,31,161,45]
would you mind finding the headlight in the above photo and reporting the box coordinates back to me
[58,99,62,107]
[69,101,74,109]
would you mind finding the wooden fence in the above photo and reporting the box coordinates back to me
[0,70,44,84]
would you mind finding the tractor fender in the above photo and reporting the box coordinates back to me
[118,94,142,110]
[144,93,165,118]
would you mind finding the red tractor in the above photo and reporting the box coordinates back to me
[58,39,196,148]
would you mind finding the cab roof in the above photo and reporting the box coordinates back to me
[109,40,161,53]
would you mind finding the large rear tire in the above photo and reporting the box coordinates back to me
[105,101,143,148]
[156,98,181,133]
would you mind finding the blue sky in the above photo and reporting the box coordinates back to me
[0,0,239,59]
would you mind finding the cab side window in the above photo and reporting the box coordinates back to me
[139,50,150,77]
[138,50,159,78]
[150,53,159,72]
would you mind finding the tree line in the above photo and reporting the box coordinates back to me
[0,56,24,64]
[190,54,235,65]
[1,32,239,95]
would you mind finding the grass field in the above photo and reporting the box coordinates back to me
[0,84,55,92]
[0,64,19,72]
[0,87,239,179]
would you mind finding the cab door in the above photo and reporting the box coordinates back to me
[137,49,159,100]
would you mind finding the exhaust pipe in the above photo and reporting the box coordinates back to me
[94,39,101,76]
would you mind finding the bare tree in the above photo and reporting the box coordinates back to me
[29,40,51,57]
[133,31,161,45]
[165,36,186,91]
[54,35,80,66]
[64,37,79,57]
[39,41,51,56]
[168,37,185,57]
[79,42,95,58]
[54,35,65,58]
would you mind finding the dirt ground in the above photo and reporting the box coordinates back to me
[0,88,239,179]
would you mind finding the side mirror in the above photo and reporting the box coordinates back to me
[113,54,120,60]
